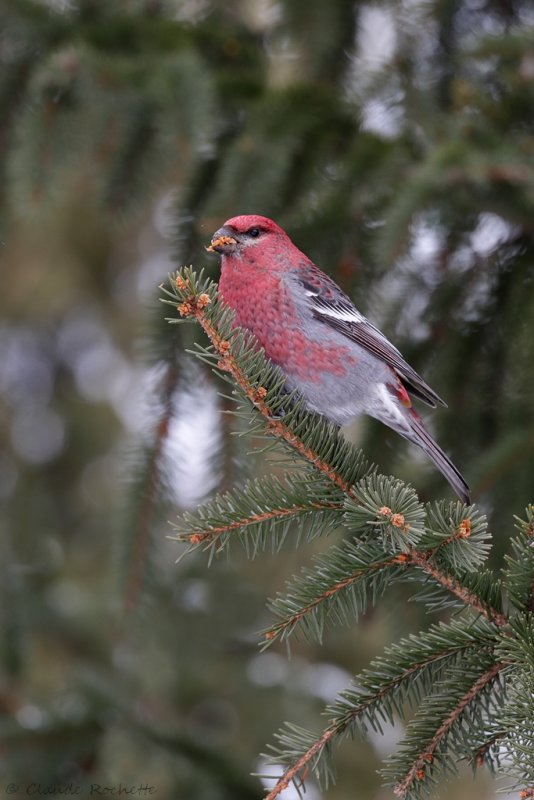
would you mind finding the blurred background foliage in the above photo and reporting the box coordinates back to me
[1,0,533,798]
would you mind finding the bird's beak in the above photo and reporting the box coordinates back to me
[206,227,238,253]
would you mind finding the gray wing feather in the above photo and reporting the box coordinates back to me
[299,277,446,408]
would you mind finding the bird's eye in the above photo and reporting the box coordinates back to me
[247,227,261,238]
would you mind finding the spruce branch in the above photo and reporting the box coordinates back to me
[333,617,500,725]
[504,505,534,613]
[407,567,503,618]
[494,615,534,791]
[263,721,341,800]
[391,660,508,798]
[420,501,491,572]
[406,549,507,628]
[472,728,507,769]
[264,542,406,645]
[181,499,337,546]
[344,474,427,551]
[162,270,508,633]
[262,531,506,647]
[169,472,344,557]
[265,483,503,647]
[264,618,500,799]
[160,269,520,800]
[346,491,504,624]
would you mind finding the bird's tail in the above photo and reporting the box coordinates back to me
[403,410,471,504]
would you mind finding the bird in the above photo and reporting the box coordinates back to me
[207,214,470,503]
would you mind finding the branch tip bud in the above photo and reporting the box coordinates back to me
[458,519,471,538]
[390,513,406,529]
[197,293,211,309]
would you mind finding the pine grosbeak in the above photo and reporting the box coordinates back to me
[207,214,470,503]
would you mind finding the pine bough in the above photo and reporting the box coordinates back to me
[161,269,534,799]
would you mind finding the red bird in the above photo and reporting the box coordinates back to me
[207,214,470,503]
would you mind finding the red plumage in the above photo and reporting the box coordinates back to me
[208,214,470,503]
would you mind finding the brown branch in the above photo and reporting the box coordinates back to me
[264,643,493,800]
[261,546,507,798]
[264,722,341,800]
[473,729,507,767]
[393,661,507,798]
[264,544,506,646]
[263,554,404,643]
[181,501,341,546]
[407,549,508,628]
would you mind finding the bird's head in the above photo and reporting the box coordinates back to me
[207,215,288,259]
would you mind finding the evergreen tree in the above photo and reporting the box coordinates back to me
[1,1,533,798]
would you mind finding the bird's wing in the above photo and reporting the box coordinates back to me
[296,272,446,408]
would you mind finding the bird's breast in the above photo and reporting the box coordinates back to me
[219,265,357,381]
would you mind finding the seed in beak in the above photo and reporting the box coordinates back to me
[206,235,237,253]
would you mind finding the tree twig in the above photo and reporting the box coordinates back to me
[264,648,501,800]
[181,501,341,546]
[393,661,507,797]
[263,553,403,642]
[406,549,508,628]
